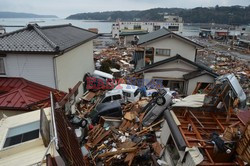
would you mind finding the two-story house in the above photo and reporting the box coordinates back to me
[0,24,98,97]
[133,28,218,95]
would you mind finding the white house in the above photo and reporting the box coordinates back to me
[0,24,98,97]
[134,55,218,95]
[133,27,203,70]
[0,106,86,165]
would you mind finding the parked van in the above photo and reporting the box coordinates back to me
[114,84,141,103]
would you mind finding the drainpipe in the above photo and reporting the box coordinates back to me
[53,56,58,89]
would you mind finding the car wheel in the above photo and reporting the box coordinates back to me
[156,97,166,106]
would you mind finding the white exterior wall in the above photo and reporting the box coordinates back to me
[142,37,196,62]
[0,108,52,166]
[0,110,27,120]
[187,74,215,95]
[143,60,197,84]
[55,40,95,97]
[4,54,55,88]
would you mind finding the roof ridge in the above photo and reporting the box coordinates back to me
[40,23,72,29]
[69,24,98,34]
[0,26,27,38]
[33,25,59,51]
[135,54,218,76]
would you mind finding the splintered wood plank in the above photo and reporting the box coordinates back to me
[122,121,131,132]
[98,147,137,158]
[92,130,111,147]
[119,119,127,130]
[118,141,136,149]
[152,142,162,157]
[124,152,136,166]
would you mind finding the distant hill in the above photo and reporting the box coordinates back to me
[67,5,250,25]
[0,11,57,18]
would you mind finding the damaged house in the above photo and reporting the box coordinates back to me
[161,74,248,165]
[0,24,98,97]
[133,28,217,95]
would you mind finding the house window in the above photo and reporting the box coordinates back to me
[3,121,40,148]
[0,58,6,75]
[156,49,171,56]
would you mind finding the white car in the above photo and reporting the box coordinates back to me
[114,84,141,103]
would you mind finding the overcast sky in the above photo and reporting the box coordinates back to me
[0,0,249,18]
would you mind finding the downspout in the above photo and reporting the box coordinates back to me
[53,56,58,89]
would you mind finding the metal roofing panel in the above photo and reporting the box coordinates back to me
[0,77,66,110]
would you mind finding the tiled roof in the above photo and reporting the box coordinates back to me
[0,24,98,53]
[0,77,66,110]
[183,70,218,80]
[135,54,218,77]
[138,28,171,45]
[137,27,203,48]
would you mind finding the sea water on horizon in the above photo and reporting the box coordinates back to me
[0,18,200,36]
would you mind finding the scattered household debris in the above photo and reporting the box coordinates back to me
[64,73,249,166]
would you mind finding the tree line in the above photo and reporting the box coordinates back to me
[67,5,250,25]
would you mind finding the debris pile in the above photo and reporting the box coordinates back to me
[94,47,135,76]
[197,50,250,105]
[62,74,250,166]
[81,99,167,165]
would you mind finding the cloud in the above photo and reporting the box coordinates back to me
[0,0,248,18]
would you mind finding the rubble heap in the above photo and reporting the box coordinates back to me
[82,99,167,166]
[197,51,250,105]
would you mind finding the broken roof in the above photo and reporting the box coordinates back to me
[135,54,218,77]
[137,27,203,48]
[0,24,98,54]
[0,77,66,110]
[167,108,245,165]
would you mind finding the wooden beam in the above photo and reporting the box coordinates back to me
[178,126,191,147]
[186,114,214,164]
[211,113,225,132]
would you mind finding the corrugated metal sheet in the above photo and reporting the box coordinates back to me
[0,77,66,110]
[54,108,85,166]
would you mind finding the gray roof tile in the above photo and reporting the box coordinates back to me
[0,24,98,53]
[137,27,203,48]
[137,28,171,45]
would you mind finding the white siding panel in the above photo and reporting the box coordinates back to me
[187,74,215,95]
[5,54,55,88]
[142,37,196,62]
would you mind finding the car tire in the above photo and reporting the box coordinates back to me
[156,97,166,106]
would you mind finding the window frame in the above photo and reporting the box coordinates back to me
[155,48,171,56]
[2,121,40,149]
[0,57,6,76]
